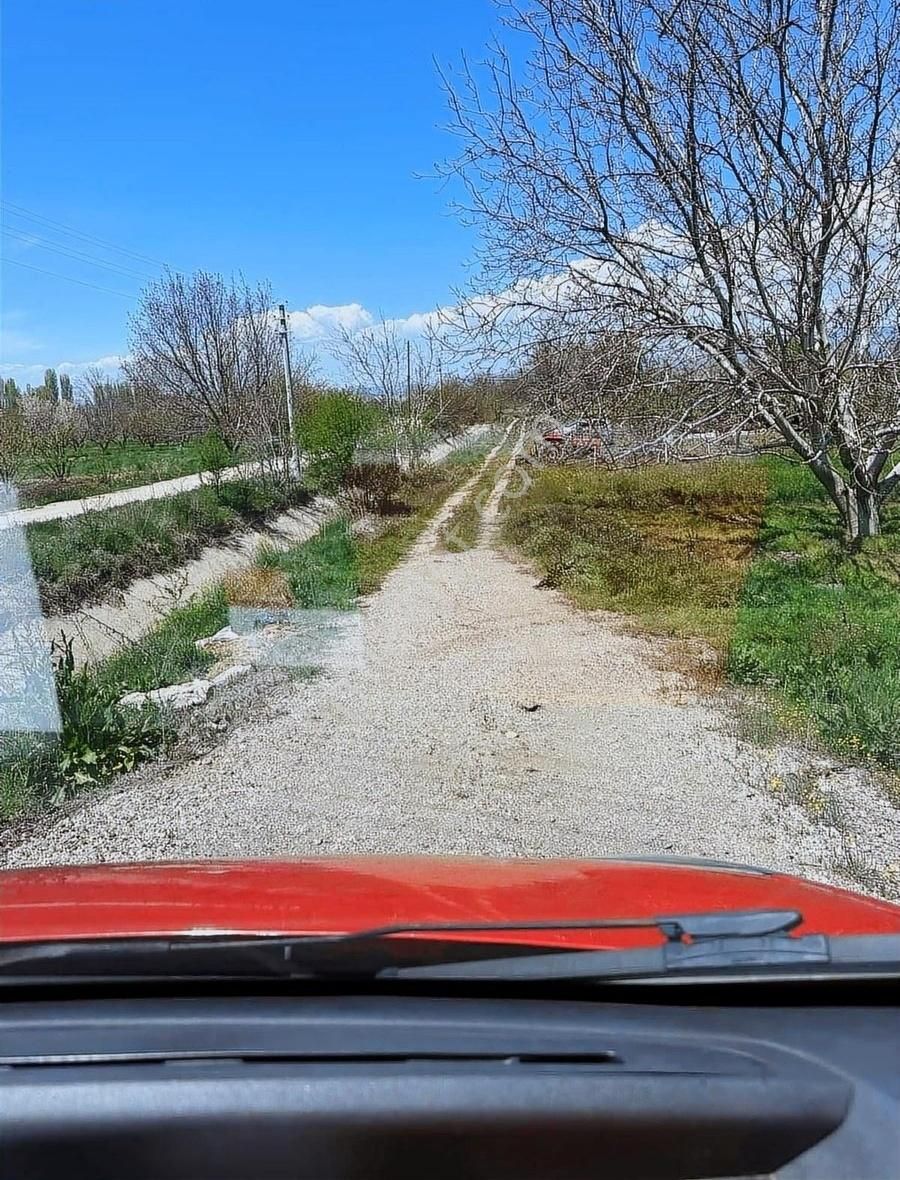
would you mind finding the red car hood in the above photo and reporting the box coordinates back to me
[1,856,898,948]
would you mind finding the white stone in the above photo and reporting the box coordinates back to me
[209,664,252,690]
[195,626,240,649]
[119,679,211,711]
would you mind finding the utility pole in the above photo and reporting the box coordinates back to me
[405,339,412,470]
[405,339,412,419]
[277,303,299,477]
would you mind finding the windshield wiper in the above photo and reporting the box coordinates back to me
[300,908,805,944]
[0,909,804,982]
[381,927,900,985]
[2,909,898,985]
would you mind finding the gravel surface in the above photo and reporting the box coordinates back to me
[5,454,899,894]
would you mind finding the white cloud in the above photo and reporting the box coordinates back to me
[0,355,124,387]
[288,302,374,341]
[287,301,454,348]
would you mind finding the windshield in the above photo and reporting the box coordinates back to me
[1,0,898,977]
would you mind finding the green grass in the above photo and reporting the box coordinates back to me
[259,520,358,609]
[502,456,900,775]
[19,440,218,506]
[95,589,227,697]
[0,589,229,822]
[28,478,309,615]
[727,460,900,770]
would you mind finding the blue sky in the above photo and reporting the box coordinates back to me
[1,0,499,384]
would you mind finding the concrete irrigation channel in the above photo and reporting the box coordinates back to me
[17,427,493,668]
[41,500,335,668]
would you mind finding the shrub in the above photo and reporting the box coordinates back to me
[216,478,278,517]
[197,430,233,492]
[341,462,404,513]
[297,392,382,492]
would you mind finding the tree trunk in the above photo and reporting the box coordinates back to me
[843,485,881,545]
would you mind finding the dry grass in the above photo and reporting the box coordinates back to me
[223,566,294,608]
[502,460,766,651]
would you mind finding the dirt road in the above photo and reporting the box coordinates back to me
[5,455,898,892]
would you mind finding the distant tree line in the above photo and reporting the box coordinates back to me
[1,269,503,490]
[2,369,74,409]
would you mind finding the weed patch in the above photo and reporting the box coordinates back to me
[501,461,764,647]
[0,591,229,821]
[259,520,358,609]
[728,459,900,771]
[503,456,900,775]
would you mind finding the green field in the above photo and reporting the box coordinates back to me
[502,457,900,774]
[19,440,218,507]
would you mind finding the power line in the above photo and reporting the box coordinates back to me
[0,200,168,269]
[1,226,156,283]
[2,256,137,300]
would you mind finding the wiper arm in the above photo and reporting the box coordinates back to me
[0,910,802,982]
[382,932,900,984]
[298,908,805,944]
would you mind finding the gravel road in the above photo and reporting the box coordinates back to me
[5,453,899,892]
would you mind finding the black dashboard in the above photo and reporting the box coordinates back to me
[0,989,897,1179]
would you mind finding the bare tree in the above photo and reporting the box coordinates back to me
[80,367,124,451]
[511,330,748,462]
[445,0,900,541]
[330,319,439,462]
[126,271,282,449]
[330,318,494,460]
[24,397,84,480]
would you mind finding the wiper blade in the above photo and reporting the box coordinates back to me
[381,935,829,982]
[0,909,805,982]
[299,909,805,944]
